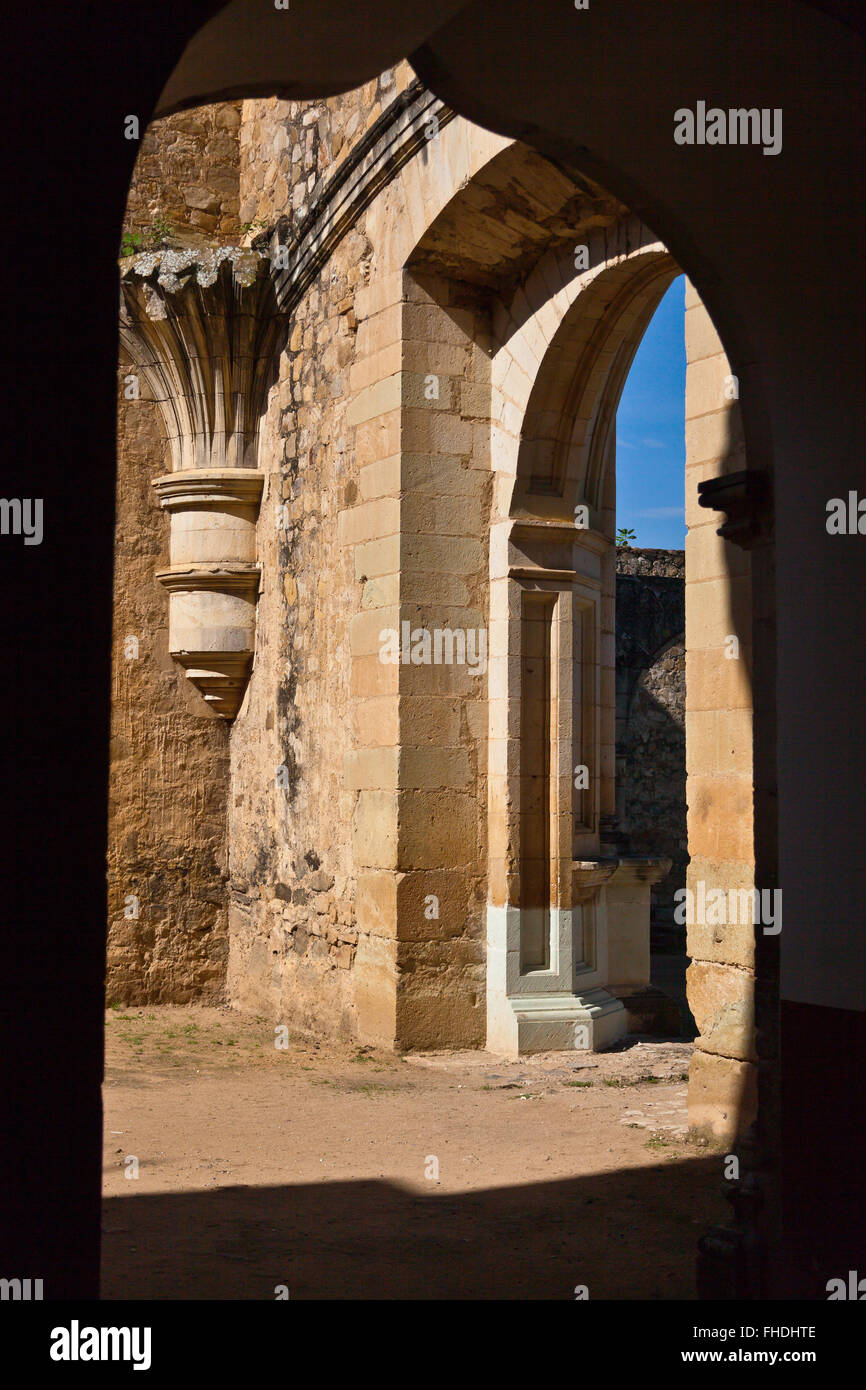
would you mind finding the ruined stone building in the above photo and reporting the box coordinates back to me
[111,69,743,1139]
[8,0,864,1307]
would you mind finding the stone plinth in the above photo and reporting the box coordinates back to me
[487,859,668,1054]
[606,856,672,991]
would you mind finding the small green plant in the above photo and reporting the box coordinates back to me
[120,214,174,257]
[564,1080,593,1088]
[616,527,637,548]
[240,218,269,237]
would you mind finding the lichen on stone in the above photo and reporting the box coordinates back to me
[124,245,266,295]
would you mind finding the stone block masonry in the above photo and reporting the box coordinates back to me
[683,281,756,1140]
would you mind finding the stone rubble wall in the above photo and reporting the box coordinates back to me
[615,547,686,946]
[124,103,242,241]
[226,81,392,1037]
[108,103,242,1003]
[238,66,415,230]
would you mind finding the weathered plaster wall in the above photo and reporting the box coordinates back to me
[108,103,242,1003]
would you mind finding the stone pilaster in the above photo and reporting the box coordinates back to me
[683,278,757,1139]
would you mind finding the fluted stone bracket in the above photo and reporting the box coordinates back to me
[119,247,286,472]
[120,246,284,719]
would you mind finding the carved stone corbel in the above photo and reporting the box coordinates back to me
[119,246,286,718]
[697,469,771,550]
[152,470,264,719]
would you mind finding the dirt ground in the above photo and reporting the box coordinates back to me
[101,1005,728,1300]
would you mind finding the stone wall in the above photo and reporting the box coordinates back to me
[226,82,384,1038]
[110,87,757,1128]
[108,103,242,1003]
[682,281,756,1140]
[223,72,501,1048]
[124,103,241,242]
[223,78,514,1049]
[615,547,686,948]
[237,66,414,230]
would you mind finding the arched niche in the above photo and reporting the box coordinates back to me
[487,225,677,1052]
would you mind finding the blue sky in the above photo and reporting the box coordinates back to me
[615,274,686,549]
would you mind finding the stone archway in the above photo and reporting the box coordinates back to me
[111,100,760,1087]
[485,230,679,1053]
[8,0,864,1306]
[387,140,754,1069]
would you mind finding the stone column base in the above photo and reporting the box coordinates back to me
[487,987,626,1055]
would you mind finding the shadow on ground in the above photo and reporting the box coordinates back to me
[102,1155,724,1299]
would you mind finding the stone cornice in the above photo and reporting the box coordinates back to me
[509,519,612,554]
[608,857,673,886]
[573,860,620,899]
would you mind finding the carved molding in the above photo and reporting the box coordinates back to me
[149,468,265,720]
[120,247,282,720]
[120,249,285,473]
[169,651,257,722]
[152,470,265,512]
